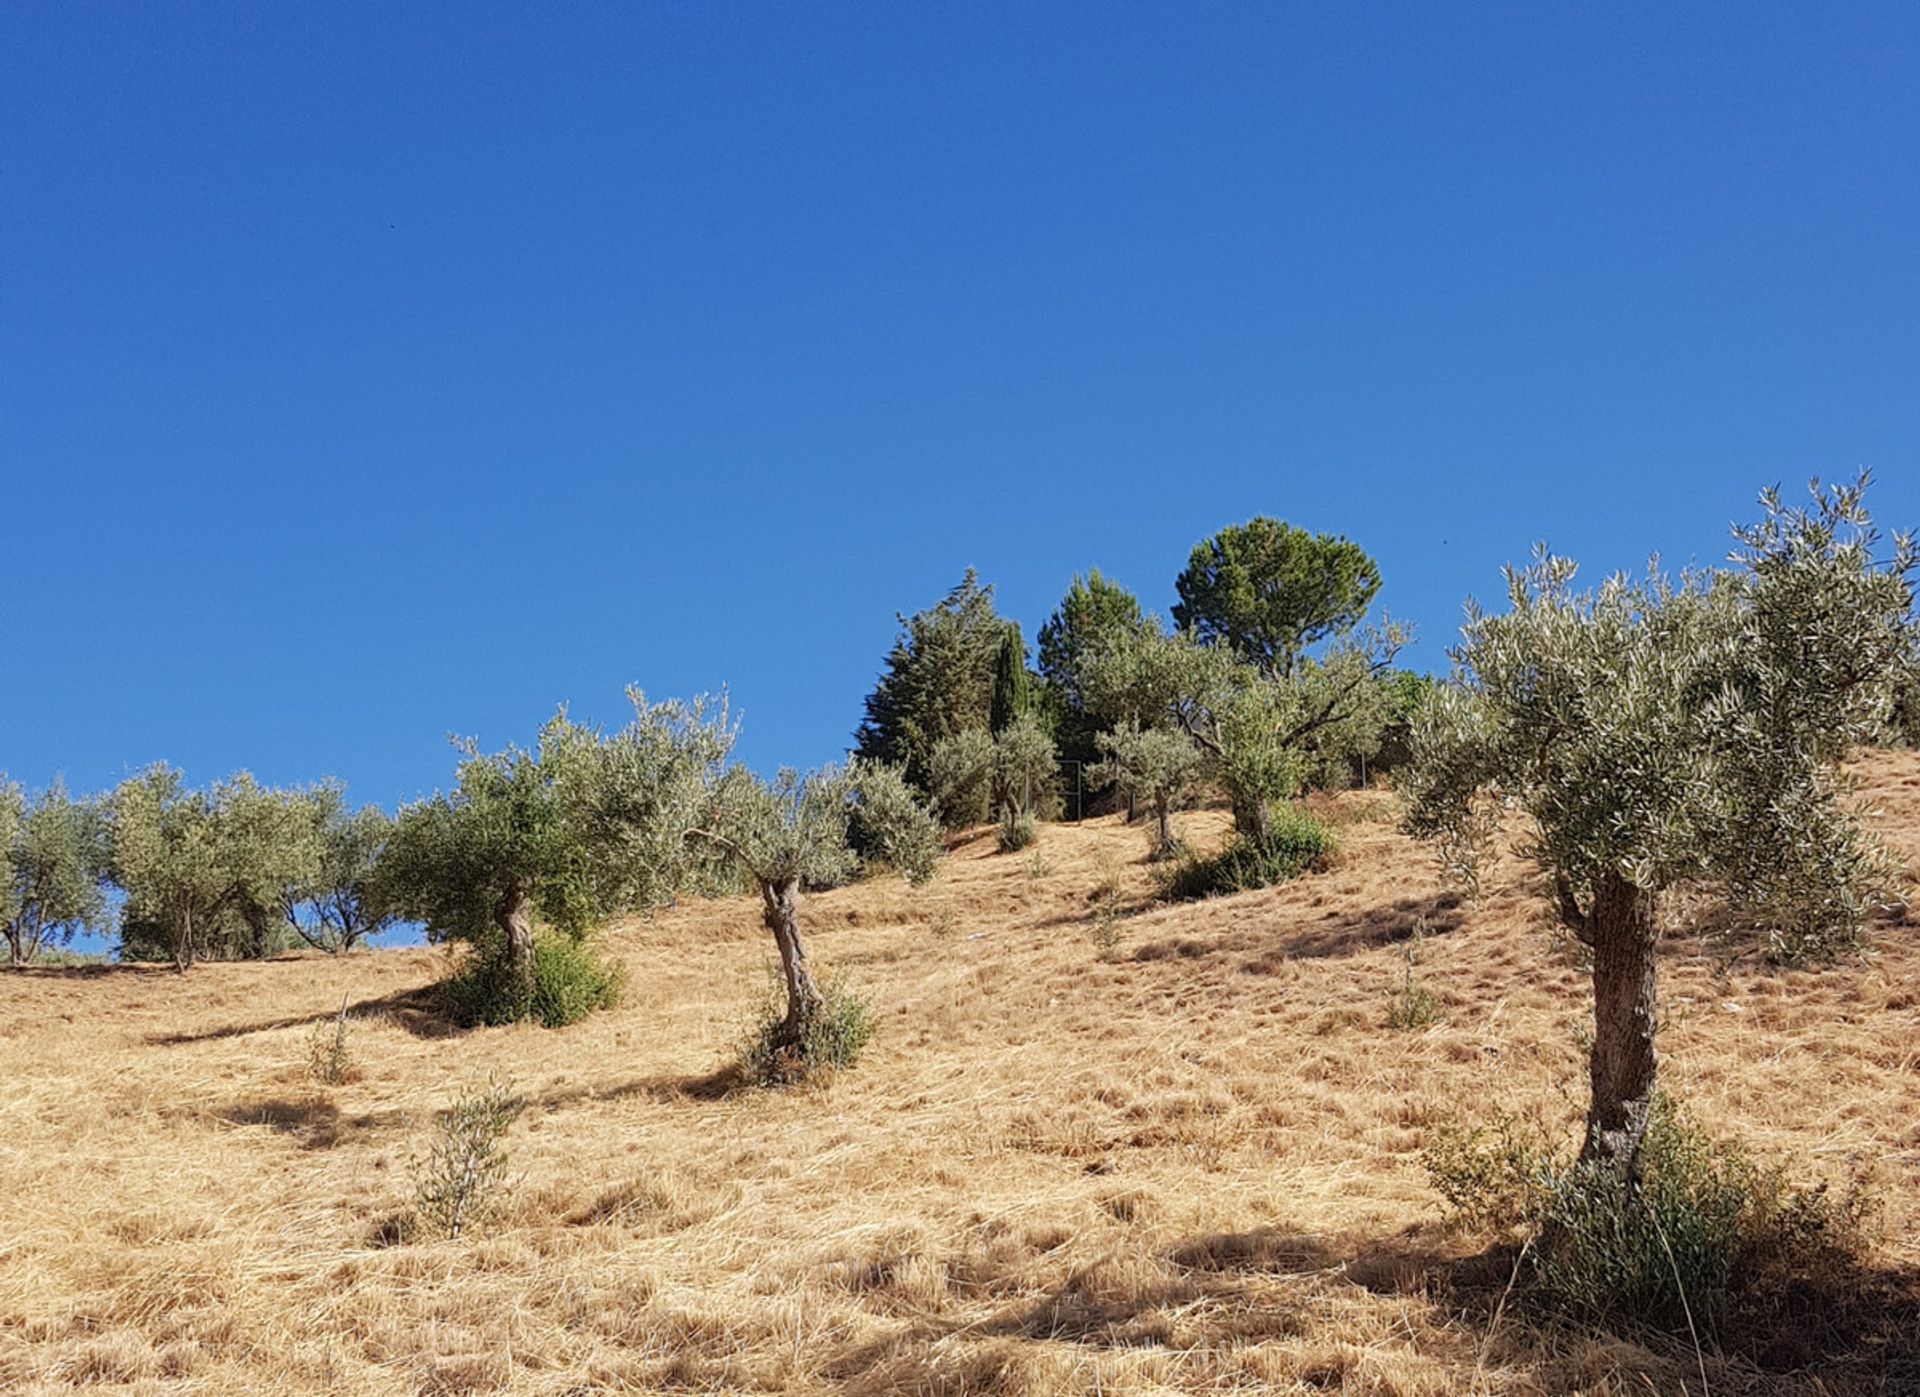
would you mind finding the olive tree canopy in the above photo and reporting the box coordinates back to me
[1402,477,1914,1169]
[2,779,110,966]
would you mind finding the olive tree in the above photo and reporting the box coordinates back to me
[926,714,1057,830]
[1173,518,1381,677]
[1089,721,1203,858]
[683,758,941,1054]
[3,780,111,966]
[222,776,326,960]
[927,727,996,828]
[1083,619,1407,844]
[111,766,304,970]
[378,715,614,990]
[288,786,398,953]
[1402,478,1913,1171]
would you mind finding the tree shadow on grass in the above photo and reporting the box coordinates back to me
[214,1095,407,1150]
[149,981,464,1046]
[1128,889,1468,968]
[4,961,175,979]
[828,1221,1919,1395]
[529,1063,750,1112]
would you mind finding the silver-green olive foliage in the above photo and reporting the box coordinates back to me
[379,712,641,956]
[926,714,1058,829]
[2,778,111,966]
[1080,618,1408,840]
[111,766,322,969]
[1403,478,1913,957]
[289,785,399,954]
[1401,477,1913,1167]
[1089,720,1204,854]
[380,689,942,1036]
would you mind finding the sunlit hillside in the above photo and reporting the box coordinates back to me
[3,758,1917,1395]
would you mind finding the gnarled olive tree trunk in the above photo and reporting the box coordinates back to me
[173,895,196,973]
[1580,871,1660,1169]
[1151,791,1175,855]
[760,874,822,1048]
[494,885,536,985]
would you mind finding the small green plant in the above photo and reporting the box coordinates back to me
[1090,890,1123,961]
[1385,922,1440,1029]
[740,971,874,1086]
[306,993,354,1084]
[997,805,1037,853]
[442,934,625,1028]
[412,1075,525,1240]
[1424,1098,1874,1339]
[1162,804,1338,900]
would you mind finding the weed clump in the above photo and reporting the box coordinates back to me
[442,934,625,1028]
[741,973,874,1087]
[1163,805,1338,900]
[411,1075,525,1240]
[997,806,1037,853]
[1385,923,1440,1029]
[1425,1098,1874,1339]
[305,994,354,1084]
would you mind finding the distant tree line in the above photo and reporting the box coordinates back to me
[7,485,1916,1135]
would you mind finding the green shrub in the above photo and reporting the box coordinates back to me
[411,1075,525,1240]
[306,994,354,1084]
[443,934,625,1029]
[997,806,1037,852]
[741,972,874,1086]
[1424,1098,1872,1338]
[1162,804,1337,899]
[1385,922,1440,1028]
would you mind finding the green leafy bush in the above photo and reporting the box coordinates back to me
[740,973,874,1086]
[443,934,625,1028]
[411,1075,525,1240]
[1162,803,1337,899]
[306,995,354,1084]
[1425,1098,1873,1338]
[996,806,1037,852]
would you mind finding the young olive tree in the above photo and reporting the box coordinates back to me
[378,715,612,990]
[682,758,941,1054]
[926,715,1057,830]
[3,780,112,966]
[1089,721,1203,858]
[288,786,399,953]
[1402,478,1913,1171]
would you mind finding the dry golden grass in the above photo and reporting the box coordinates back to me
[3,756,1919,1394]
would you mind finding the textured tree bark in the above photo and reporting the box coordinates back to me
[762,875,821,1049]
[1153,792,1174,855]
[243,902,271,960]
[174,897,196,973]
[495,885,536,985]
[1236,797,1273,847]
[1580,871,1660,1170]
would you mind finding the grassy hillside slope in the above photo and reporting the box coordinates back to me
[3,757,1918,1395]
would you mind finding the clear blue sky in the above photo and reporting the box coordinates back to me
[4,3,1916,810]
